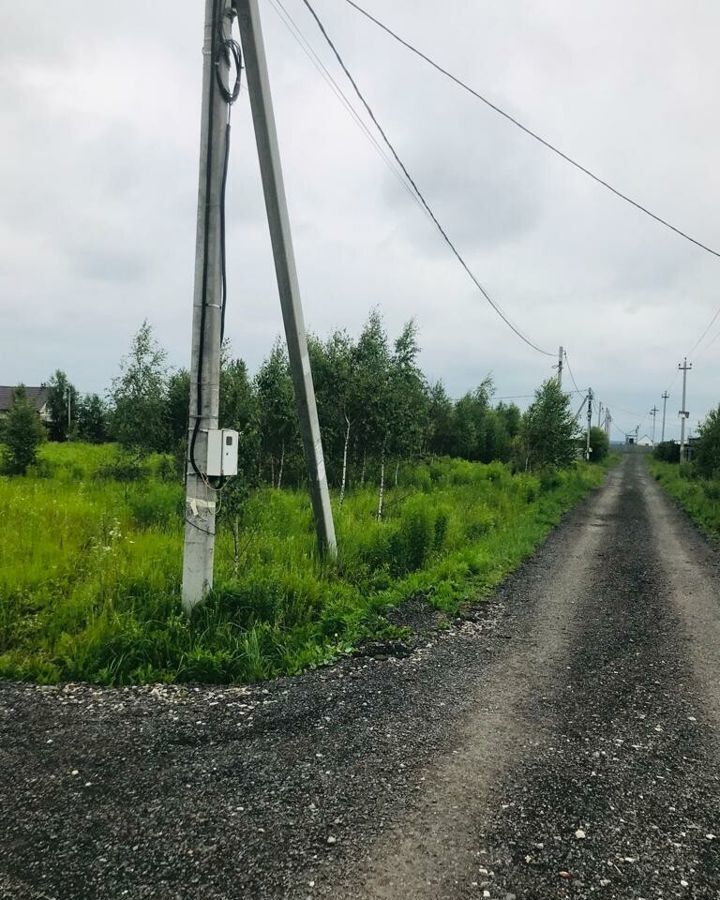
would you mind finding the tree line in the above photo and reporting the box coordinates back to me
[2,313,594,481]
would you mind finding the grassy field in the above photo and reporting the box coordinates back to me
[649,459,720,540]
[0,443,610,685]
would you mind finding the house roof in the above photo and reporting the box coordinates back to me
[0,386,50,412]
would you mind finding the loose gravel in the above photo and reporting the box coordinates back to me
[2,451,719,899]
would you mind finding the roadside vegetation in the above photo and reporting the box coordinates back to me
[0,315,613,685]
[0,443,608,685]
[650,405,720,540]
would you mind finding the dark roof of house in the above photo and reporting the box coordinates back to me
[0,386,50,412]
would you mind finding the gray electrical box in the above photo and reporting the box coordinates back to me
[206,429,239,477]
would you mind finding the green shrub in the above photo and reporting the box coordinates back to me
[588,427,609,463]
[126,483,183,529]
[397,497,435,572]
[0,386,47,475]
[695,406,720,479]
[649,458,720,540]
[654,441,680,463]
[98,453,149,482]
[433,508,450,550]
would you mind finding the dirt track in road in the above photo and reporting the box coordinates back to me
[2,451,720,899]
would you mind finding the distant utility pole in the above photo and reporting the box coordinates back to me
[678,358,692,463]
[557,345,564,389]
[649,405,659,445]
[596,401,603,429]
[182,0,233,612]
[661,390,669,443]
[235,0,336,552]
[604,407,611,440]
[586,388,593,460]
[65,386,72,429]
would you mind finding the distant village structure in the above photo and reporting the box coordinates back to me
[0,386,51,423]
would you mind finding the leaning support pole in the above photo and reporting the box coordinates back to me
[235,0,337,558]
[182,0,230,613]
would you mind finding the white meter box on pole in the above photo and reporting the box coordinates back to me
[206,429,239,477]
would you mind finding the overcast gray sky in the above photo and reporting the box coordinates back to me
[2,0,719,441]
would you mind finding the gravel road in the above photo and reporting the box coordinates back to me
[2,450,719,899]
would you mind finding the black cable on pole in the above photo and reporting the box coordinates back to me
[299,0,554,358]
[215,8,242,104]
[219,120,232,344]
[343,0,720,262]
[216,6,242,343]
[190,0,242,479]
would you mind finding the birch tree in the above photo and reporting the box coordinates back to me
[255,341,297,487]
[517,378,579,470]
[352,312,392,516]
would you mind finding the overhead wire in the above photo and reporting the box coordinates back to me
[281,1,717,430]
[563,351,584,395]
[342,0,720,262]
[660,299,720,397]
[688,305,720,357]
[611,419,630,440]
[696,325,720,361]
[298,0,555,358]
[267,0,433,223]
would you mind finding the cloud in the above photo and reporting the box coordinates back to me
[1,0,719,443]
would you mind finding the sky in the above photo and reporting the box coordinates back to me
[2,0,720,442]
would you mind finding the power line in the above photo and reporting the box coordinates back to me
[610,419,631,440]
[609,404,645,419]
[342,0,720,262]
[267,0,432,222]
[491,388,586,401]
[298,0,554,357]
[696,325,720,361]
[687,303,720,356]
[563,351,583,395]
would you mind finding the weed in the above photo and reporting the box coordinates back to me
[649,459,720,539]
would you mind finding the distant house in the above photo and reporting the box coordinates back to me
[0,386,51,423]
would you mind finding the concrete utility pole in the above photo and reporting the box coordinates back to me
[678,358,692,463]
[557,346,564,389]
[597,401,603,429]
[661,391,669,443]
[604,407,611,440]
[182,0,232,612]
[65,386,72,429]
[586,388,593,460]
[649,405,659,445]
[235,0,336,558]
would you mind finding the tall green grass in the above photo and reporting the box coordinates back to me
[0,443,609,685]
[649,459,720,539]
